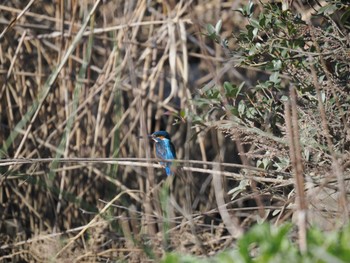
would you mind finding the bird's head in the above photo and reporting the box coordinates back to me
[150,130,171,142]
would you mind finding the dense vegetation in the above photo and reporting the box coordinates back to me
[0,0,349,262]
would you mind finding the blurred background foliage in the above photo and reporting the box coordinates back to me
[162,222,350,263]
[0,0,350,262]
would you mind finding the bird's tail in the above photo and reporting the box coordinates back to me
[165,166,174,176]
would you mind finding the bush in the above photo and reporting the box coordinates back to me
[198,1,350,173]
[162,222,350,263]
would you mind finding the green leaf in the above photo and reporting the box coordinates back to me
[180,109,186,118]
[252,27,259,39]
[207,23,216,35]
[238,100,246,116]
[250,18,260,29]
[247,1,255,17]
[215,19,222,34]
[269,72,281,84]
[228,179,249,200]
[280,95,289,102]
[272,59,282,71]
[340,8,350,28]
[317,4,338,15]
[234,7,245,16]
[223,81,238,98]
[230,106,239,116]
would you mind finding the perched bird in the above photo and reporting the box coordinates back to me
[150,130,176,176]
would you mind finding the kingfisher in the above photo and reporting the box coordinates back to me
[150,130,176,176]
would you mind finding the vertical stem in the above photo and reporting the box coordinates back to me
[284,86,307,252]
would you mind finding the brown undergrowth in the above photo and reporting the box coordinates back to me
[0,0,349,262]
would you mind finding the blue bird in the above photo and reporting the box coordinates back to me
[151,131,176,176]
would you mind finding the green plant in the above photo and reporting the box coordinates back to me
[161,223,350,263]
[197,1,350,173]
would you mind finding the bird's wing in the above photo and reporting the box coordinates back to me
[155,140,176,160]
[155,141,167,160]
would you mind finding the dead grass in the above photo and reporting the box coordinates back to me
[0,0,349,262]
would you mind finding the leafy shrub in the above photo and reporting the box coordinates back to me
[196,1,350,173]
[162,222,350,263]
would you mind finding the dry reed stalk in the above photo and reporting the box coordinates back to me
[308,48,349,226]
[55,189,136,257]
[212,163,243,239]
[0,0,35,39]
[0,157,294,182]
[284,87,307,252]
